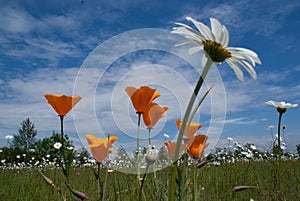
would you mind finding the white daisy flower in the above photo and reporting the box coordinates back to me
[67,146,74,150]
[266,100,297,113]
[171,17,261,82]
[54,142,62,149]
[5,135,13,140]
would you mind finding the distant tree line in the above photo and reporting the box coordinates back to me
[0,118,89,166]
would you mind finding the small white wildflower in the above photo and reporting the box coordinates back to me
[54,142,62,149]
[5,135,13,140]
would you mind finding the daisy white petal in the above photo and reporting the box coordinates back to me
[171,17,261,82]
[175,39,197,46]
[188,45,203,55]
[266,100,298,110]
[230,57,257,80]
[172,27,205,42]
[186,17,214,41]
[221,25,230,47]
[226,59,244,82]
[228,47,261,64]
[210,18,223,43]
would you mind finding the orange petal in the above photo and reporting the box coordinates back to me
[109,136,118,144]
[187,135,208,159]
[144,104,168,129]
[125,86,160,113]
[176,120,202,138]
[89,144,107,162]
[44,94,81,116]
[164,141,184,158]
[85,134,97,145]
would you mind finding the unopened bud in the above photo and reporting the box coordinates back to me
[233,185,258,192]
[145,145,159,164]
[196,160,208,169]
[65,182,88,200]
[39,170,54,186]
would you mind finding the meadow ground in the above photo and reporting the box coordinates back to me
[0,160,299,201]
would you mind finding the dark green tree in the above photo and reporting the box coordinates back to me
[12,118,37,151]
[296,144,300,156]
[74,147,90,165]
[34,132,74,162]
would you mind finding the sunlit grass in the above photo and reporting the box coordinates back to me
[0,160,299,201]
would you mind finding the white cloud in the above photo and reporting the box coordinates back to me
[181,0,300,37]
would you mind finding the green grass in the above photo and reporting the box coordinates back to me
[0,160,299,201]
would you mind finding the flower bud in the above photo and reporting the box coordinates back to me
[65,182,88,200]
[233,185,258,192]
[39,170,54,186]
[145,145,159,164]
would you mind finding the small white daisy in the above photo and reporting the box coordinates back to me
[54,142,62,149]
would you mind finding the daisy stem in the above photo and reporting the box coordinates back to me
[277,112,283,201]
[169,56,213,201]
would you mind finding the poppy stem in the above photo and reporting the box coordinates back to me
[59,115,68,178]
[102,133,110,201]
[137,113,142,180]
[148,129,151,145]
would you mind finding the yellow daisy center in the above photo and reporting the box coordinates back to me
[202,40,231,62]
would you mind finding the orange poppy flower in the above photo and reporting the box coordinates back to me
[44,94,81,116]
[85,134,118,163]
[164,141,184,158]
[143,102,168,129]
[125,86,161,114]
[176,120,202,138]
[187,135,208,159]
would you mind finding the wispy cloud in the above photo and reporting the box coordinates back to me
[180,0,300,37]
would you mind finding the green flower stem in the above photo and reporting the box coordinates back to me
[277,111,283,201]
[148,129,151,145]
[137,113,142,180]
[179,154,188,201]
[169,163,177,201]
[188,84,215,124]
[174,56,213,161]
[97,162,101,199]
[277,112,283,156]
[102,133,110,201]
[59,115,68,179]
[169,55,213,201]
[192,164,197,201]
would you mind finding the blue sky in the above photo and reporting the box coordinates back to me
[0,0,300,153]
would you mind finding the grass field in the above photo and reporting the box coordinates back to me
[0,160,299,201]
